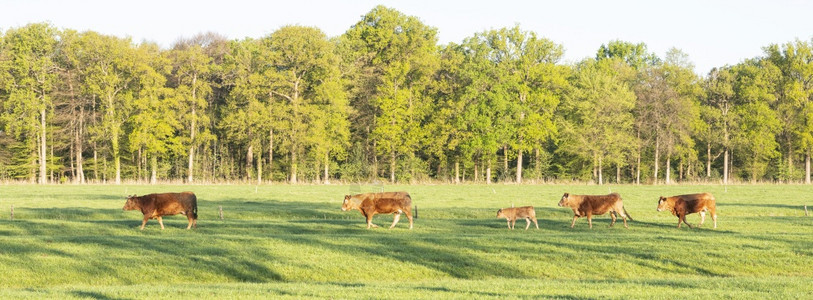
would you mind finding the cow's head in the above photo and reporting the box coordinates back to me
[341,195,352,211]
[656,196,669,211]
[123,195,139,211]
[558,193,570,207]
[496,209,504,218]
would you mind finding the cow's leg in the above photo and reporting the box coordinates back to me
[571,215,578,228]
[699,211,706,227]
[511,219,517,230]
[532,217,539,229]
[140,217,149,230]
[609,211,617,227]
[186,215,194,230]
[679,213,692,229]
[711,211,717,229]
[621,212,629,229]
[587,213,593,229]
[524,218,531,230]
[506,219,511,229]
[390,212,401,229]
[366,212,379,229]
[405,211,413,229]
[157,216,165,230]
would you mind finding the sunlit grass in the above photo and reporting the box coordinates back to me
[0,183,811,298]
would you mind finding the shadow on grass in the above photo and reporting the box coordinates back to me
[718,202,807,210]
[59,234,284,283]
[70,290,126,300]
[276,229,526,280]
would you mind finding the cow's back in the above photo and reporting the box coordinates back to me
[150,192,197,217]
[676,193,715,213]
[504,206,535,218]
[581,193,622,214]
[363,192,411,214]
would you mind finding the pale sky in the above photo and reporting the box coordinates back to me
[2,0,812,75]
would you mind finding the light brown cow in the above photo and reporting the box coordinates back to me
[496,206,539,230]
[341,192,413,229]
[657,193,717,229]
[558,192,632,228]
[123,192,198,230]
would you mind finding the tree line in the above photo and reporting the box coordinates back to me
[1,6,812,184]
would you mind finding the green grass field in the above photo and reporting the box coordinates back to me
[0,183,811,299]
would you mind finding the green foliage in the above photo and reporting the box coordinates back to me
[559,58,635,181]
[1,8,812,184]
[596,40,660,70]
[340,6,439,182]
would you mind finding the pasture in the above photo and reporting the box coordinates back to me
[0,183,811,299]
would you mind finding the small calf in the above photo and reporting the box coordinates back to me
[496,206,539,230]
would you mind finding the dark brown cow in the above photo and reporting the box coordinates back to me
[341,192,413,229]
[558,192,632,228]
[496,206,539,230]
[657,193,717,229]
[123,192,198,230]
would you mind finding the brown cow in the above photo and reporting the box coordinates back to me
[657,193,717,229]
[123,192,198,230]
[558,192,632,229]
[341,192,413,229]
[496,206,539,230]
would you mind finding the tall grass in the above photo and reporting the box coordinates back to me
[0,184,810,298]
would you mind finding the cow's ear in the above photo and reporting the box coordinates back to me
[563,193,569,198]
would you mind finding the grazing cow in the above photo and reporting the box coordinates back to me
[496,206,539,230]
[657,193,717,229]
[341,192,413,229]
[558,192,632,229]
[123,192,198,230]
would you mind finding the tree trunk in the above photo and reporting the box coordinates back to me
[534,148,541,181]
[39,107,47,184]
[723,148,729,184]
[706,142,712,178]
[188,74,198,183]
[324,152,330,184]
[247,144,254,181]
[114,151,121,184]
[269,128,274,183]
[486,160,492,185]
[679,159,684,181]
[390,151,396,183]
[806,150,811,184]
[257,145,263,185]
[616,164,621,184]
[93,145,98,182]
[636,130,641,185]
[150,155,157,184]
[592,154,598,183]
[137,147,142,182]
[474,159,479,182]
[666,156,671,184]
[455,160,460,184]
[290,147,298,184]
[503,144,509,181]
[598,155,603,185]
[788,143,794,183]
[654,138,660,185]
[77,105,85,184]
[372,139,378,180]
[516,150,523,184]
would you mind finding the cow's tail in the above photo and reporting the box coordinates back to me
[623,206,633,221]
[189,193,199,219]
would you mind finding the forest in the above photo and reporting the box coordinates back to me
[1,5,812,185]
